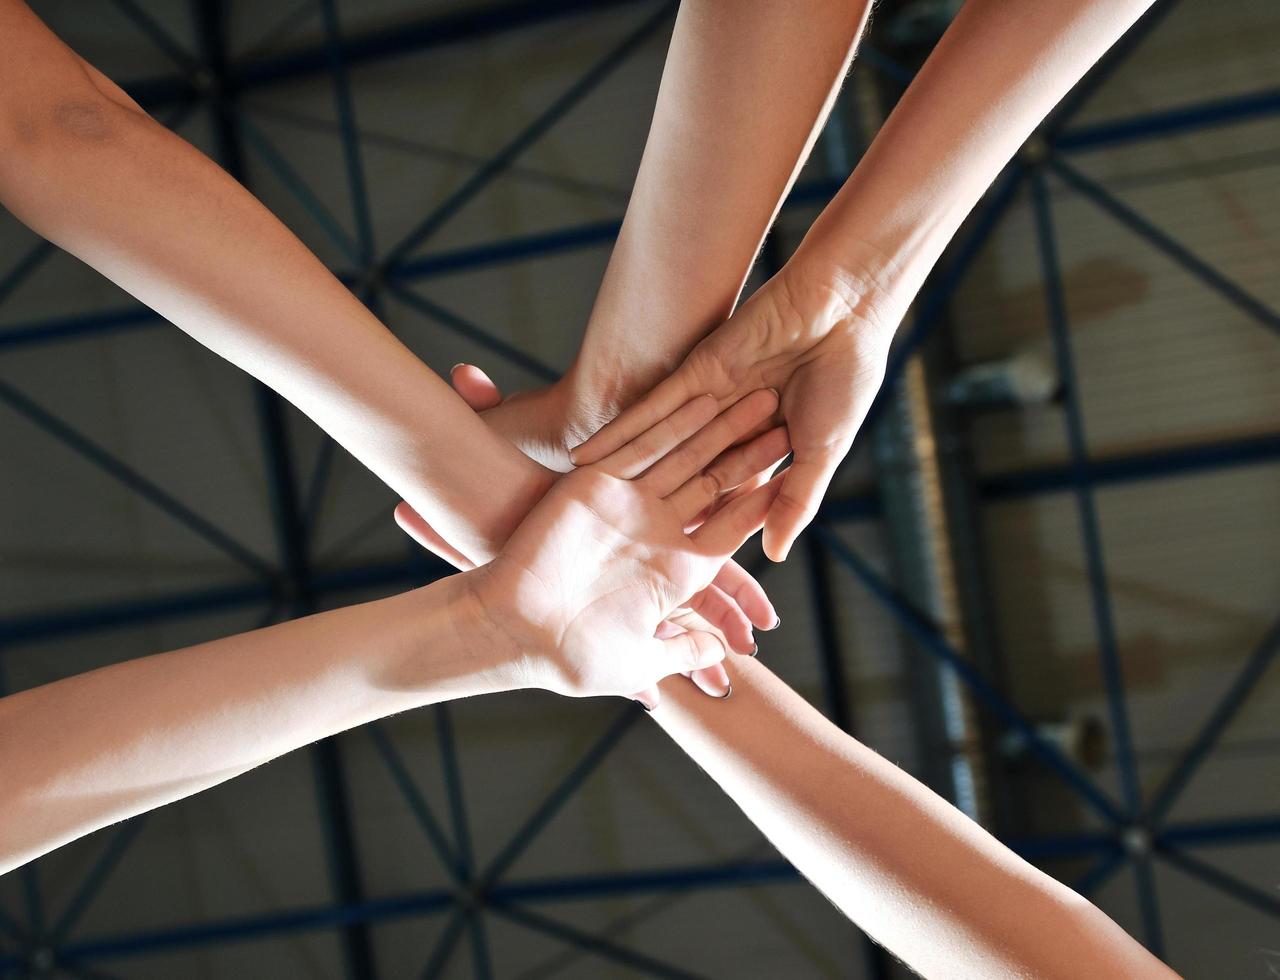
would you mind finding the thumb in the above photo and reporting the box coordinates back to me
[691,472,785,561]
[393,501,477,571]
[761,446,845,562]
[655,629,728,678]
[450,363,503,411]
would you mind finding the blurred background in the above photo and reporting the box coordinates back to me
[0,0,1277,977]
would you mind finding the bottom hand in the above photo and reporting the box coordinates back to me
[471,391,785,709]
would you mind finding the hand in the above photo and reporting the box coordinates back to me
[395,365,788,699]
[570,262,900,561]
[469,391,786,709]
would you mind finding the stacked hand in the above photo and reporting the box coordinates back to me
[572,263,901,561]
[469,391,787,710]
[398,374,789,701]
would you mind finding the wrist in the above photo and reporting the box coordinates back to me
[773,248,904,354]
[393,573,532,700]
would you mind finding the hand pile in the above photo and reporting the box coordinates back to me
[397,261,902,708]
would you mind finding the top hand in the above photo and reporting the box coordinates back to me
[570,262,900,561]
[472,391,785,710]
[396,367,790,700]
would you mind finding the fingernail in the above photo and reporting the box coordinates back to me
[719,683,733,700]
[450,363,465,373]
[768,614,781,631]
[636,699,655,713]
[749,644,759,658]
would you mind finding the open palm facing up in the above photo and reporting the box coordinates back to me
[473,391,785,709]
[396,374,790,699]
[571,266,899,561]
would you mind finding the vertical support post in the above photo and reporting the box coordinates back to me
[192,3,375,977]
[1030,168,1163,957]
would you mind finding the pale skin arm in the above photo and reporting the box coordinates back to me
[398,2,1173,973]
[653,661,1177,980]
[0,0,547,561]
[576,0,1161,560]
[0,393,785,875]
[472,0,873,469]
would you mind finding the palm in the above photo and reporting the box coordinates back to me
[471,391,787,704]
[575,272,895,560]
[491,474,698,694]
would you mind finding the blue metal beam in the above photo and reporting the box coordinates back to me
[490,901,705,980]
[1049,155,1280,336]
[51,818,150,945]
[365,723,463,883]
[491,861,799,904]
[1156,846,1280,919]
[237,114,363,264]
[234,0,655,92]
[1073,848,1128,897]
[58,889,454,962]
[1160,814,1280,848]
[419,907,469,980]
[319,0,377,267]
[107,0,200,72]
[1031,169,1162,954]
[1146,615,1280,826]
[817,527,1127,826]
[479,708,641,889]
[0,240,57,308]
[1057,86,1280,152]
[980,432,1280,500]
[432,703,492,980]
[383,2,676,269]
[388,283,559,382]
[1031,170,1142,815]
[0,305,161,350]
[0,376,276,580]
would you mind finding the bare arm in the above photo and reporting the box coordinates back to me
[478,0,872,466]
[411,2,1173,974]
[0,393,780,874]
[653,660,1177,980]
[0,0,549,561]
[575,0,1160,561]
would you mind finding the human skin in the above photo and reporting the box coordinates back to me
[574,0,1162,561]
[0,0,773,689]
[398,2,1176,975]
[0,392,784,876]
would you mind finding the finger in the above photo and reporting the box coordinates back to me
[691,472,785,561]
[450,363,503,410]
[667,425,790,526]
[643,389,780,498]
[633,686,660,712]
[762,446,846,562]
[593,394,717,479]
[394,501,477,571]
[688,583,755,655]
[690,662,733,699]
[655,629,727,678]
[654,619,684,640]
[712,560,779,632]
[569,369,699,466]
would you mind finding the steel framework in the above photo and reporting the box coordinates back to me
[0,0,1277,976]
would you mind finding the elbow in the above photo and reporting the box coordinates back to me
[2,92,121,154]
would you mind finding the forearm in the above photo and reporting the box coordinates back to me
[796,0,1156,311]
[0,2,548,557]
[653,658,1175,980]
[567,0,871,424]
[0,575,506,874]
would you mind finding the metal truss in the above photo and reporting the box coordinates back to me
[0,0,1277,976]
